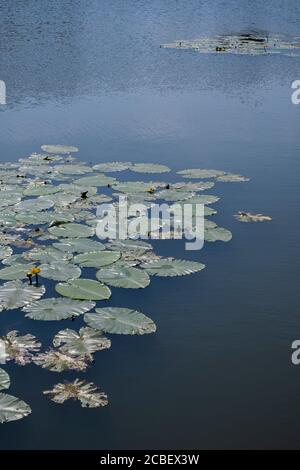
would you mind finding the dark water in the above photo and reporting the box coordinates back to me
[0,0,300,449]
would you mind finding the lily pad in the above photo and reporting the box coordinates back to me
[39,262,81,281]
[53,238,105,253]
[177,168,225,179]
[0,331,41,365]
[131,163,171,173]
[205,226,232,242]
[55,279,111,300]
[53,327,111,359]
[41,145,79,154]
[74,174,116,187]
[96,265,150,289]
[48,223,95,238]
[93,162,132,172]
[43,379,108,407]
[0,393,31,423]
[73,251,121,268]
[0,264,35,281]
[216,173,250,182]
[33,349,89,372]
[0,280,45,311]
[23,184,60,196]
[15,197,55,212]
[84,307,156,335]
[0,369,10,391]
[23,298,95,321]
[140,258,205,277]
[234,211,272,222]
[0,246,13,260]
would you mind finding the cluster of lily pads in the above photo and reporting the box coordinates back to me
[162,32,300,56]
[0,144,254,423]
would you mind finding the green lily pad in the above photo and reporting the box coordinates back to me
[23,297,95,321]
[96,265,150,288]
[55,279,111,300]
[48,223,95,238]
[23,184,60,196]
[141,258,205,277]
[73,251,121,268]
[74,174,116,187]
[0,394,31,423]
[93,162,132,172]
[15,197,55,212]
[131,163,171,173]
[41,144,79,154]
[84,307,156,335]
[39,262,81,281]
[0,369,10,391]
[0,264,35,281]
[0,280,45,311]
[205,226,232,242]
[177,168,225,179]
[53,238,105,253]
[0,246,13,260]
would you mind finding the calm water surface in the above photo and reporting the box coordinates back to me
[0,0,300,449]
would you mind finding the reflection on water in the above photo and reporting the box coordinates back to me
[0,0,300,450]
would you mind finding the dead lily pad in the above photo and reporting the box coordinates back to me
[0,330,41,365]
[34,349,89,372]
[43,379,108,408]
[53,327,111,360]
[234,211,272,222]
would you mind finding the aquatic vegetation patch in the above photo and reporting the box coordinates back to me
[161,32,300,57]
[0,145,267,420]
[234,211,272,222]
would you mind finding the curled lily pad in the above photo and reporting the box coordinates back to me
[0,393,31,423]
[0,264,35,280]
[96,265,150,289]
[234,211,272,222]
[93,162,132,172]
[141,258,205,277]
[0,280,45,311]
[205,226,232,242]
[39,262,81,281]
[0,331,41,365]
[177,168,225,179]
[34,349,89,372]
[131,163,171,173]
[0,369,10,391]
[41,145,79,154]
[0,246,13,260]
[53,327,111,359]
[23,298,95,321]
[48,223,95,238]
[73,251,121,268]
[43,379,108,408]
[84,307,156,335]
[55,279,111,301]
[53,238,105,253]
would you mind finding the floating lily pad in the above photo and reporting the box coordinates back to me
[141,258,205,277]
[73,251,121,268]
[96,265,150,289]
[205,226,232,242]
[48,223,95,238]
[23,298,95,321]
[0,393,31,423]
[0,246,13,260]
[54,164,91,175]
[55,279,111,300]
[23,184,60,196]
[25,247,72,264]
[131,163,171,173]
[34,349,89,372]
[216,173,250,182]
[43,379,108,407]
[0,264,35,280]
[74,174,116,187]
[84,307,156,335]
[93,162,132,172]
[0,331,41,365]
[234,211,272,222]
[0,369,10,391]
[53,238,106,253]
[39,262,81,281]
[0,280,45,311]
[177,169,225,179]
[15,197,55,212]
[53,327,111,359]
[41,145,79,154]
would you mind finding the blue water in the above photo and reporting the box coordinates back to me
[0,0,300,449]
